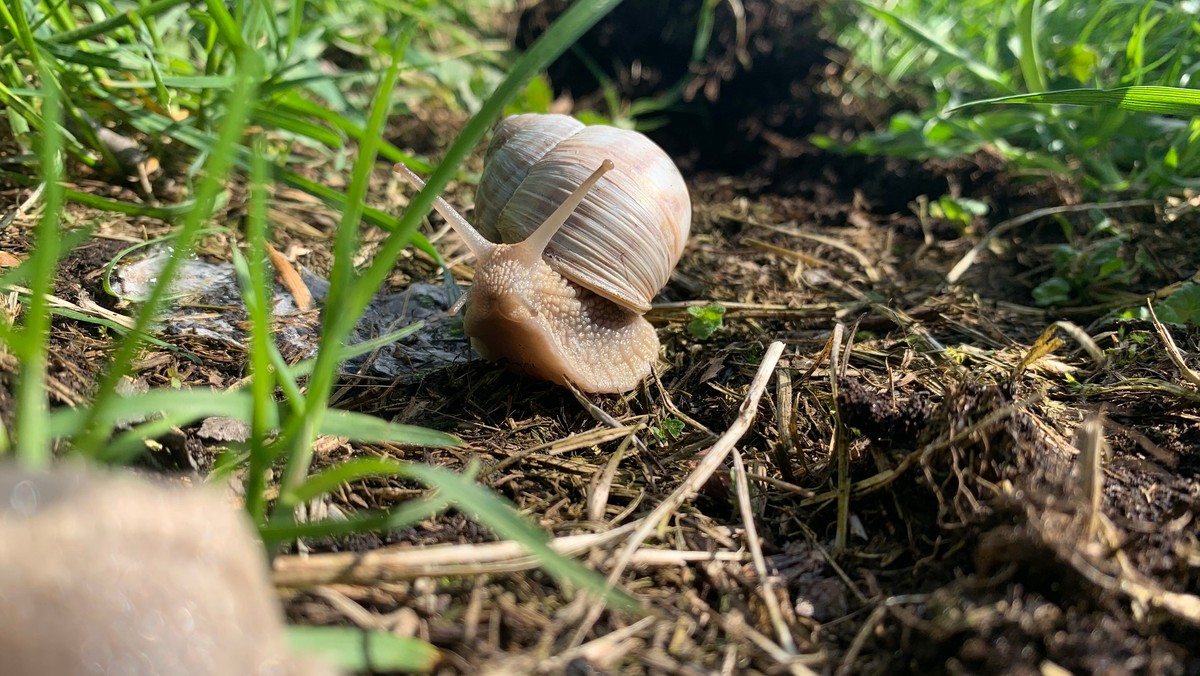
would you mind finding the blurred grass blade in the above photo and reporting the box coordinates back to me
[313,410,460,448]
[242,136,276,522]
[400,462,638,611]
[253,107,343,147]
[70,50,264,456]
[10,65,65,467]
[1016,0,1047,92]
[273,31,416,505]
[259,495,453,542]
[860,2,1011,92]
[35,0,189,46]
[0,169,207,219]
[287,627,440,673]
[48,389,265,440]
[290,457,419,503]
[948,86,1200,116]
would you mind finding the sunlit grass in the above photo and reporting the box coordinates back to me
[823,0,1200,196]
[1,0,636,665]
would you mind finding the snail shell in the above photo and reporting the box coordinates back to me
[395,113,691,393]
[474,114,691,313]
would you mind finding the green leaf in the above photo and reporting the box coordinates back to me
[930,196,989,226]
[45,388,456,459]
[1155,282,1200,326]
[686,302,726,339]
[38,42,123,69]
[1063,44,1100,83]
[103,75,237,89]
[1032,277,1073,306]
[287,626,440,673]
[948,86,1200,117]
[659,417,684,440]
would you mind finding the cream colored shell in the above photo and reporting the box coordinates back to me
[474,114,691,314]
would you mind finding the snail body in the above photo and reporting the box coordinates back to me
[398,113,691,393]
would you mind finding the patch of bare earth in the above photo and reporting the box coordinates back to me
[2,1,1199,674]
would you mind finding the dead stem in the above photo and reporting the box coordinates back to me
[566,341,788,651]
[732,446,798,654]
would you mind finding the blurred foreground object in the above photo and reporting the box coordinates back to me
[0,466,336,676]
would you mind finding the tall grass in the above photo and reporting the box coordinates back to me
[821,0,1200,197]
[2,0,634,665]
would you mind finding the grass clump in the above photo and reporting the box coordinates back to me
[2,0,635,664]
[821,0,1200,197]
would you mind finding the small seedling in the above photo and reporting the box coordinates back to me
[687,302,726,339]
[650,417,684,442]
[930,195,989,231]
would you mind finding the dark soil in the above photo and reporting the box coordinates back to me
[2,1,1199,675]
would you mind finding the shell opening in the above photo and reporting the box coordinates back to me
[511,158,614,266]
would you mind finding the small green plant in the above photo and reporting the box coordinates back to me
[1031,219,1139,306]
[650,417,684,442]
[1153,282,1200,327]
[929,195,989,231]
[687,302,726,339]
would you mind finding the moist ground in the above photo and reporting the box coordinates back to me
[2,1,1199,674]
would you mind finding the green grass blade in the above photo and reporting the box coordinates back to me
[34,0,189,47]
[253,106,343,148]
[312,410,460,448]
[947,86,1200,116]
[1016,0,1046,93]
[861,2,1012,93]
[200,0,246,52]
[71,50,264,456]
[400,462,638,612]
[258,495,452,542]
[242,136,276,522]
[287,627,440,673]
[49,389,265,441]
[0,170,206,219]
[274,31,415,507]
[10,65,65,468]
[290,457,418,503]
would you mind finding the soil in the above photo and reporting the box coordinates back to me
[2,1,1199,675]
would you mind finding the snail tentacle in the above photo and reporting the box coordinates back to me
[511,159,614,267]
[393,163,494,259]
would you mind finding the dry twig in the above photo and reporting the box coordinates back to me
[567,341,788,649]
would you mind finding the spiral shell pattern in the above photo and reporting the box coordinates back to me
[474,114,691,314]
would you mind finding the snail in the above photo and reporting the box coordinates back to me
[396,113,691,393]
